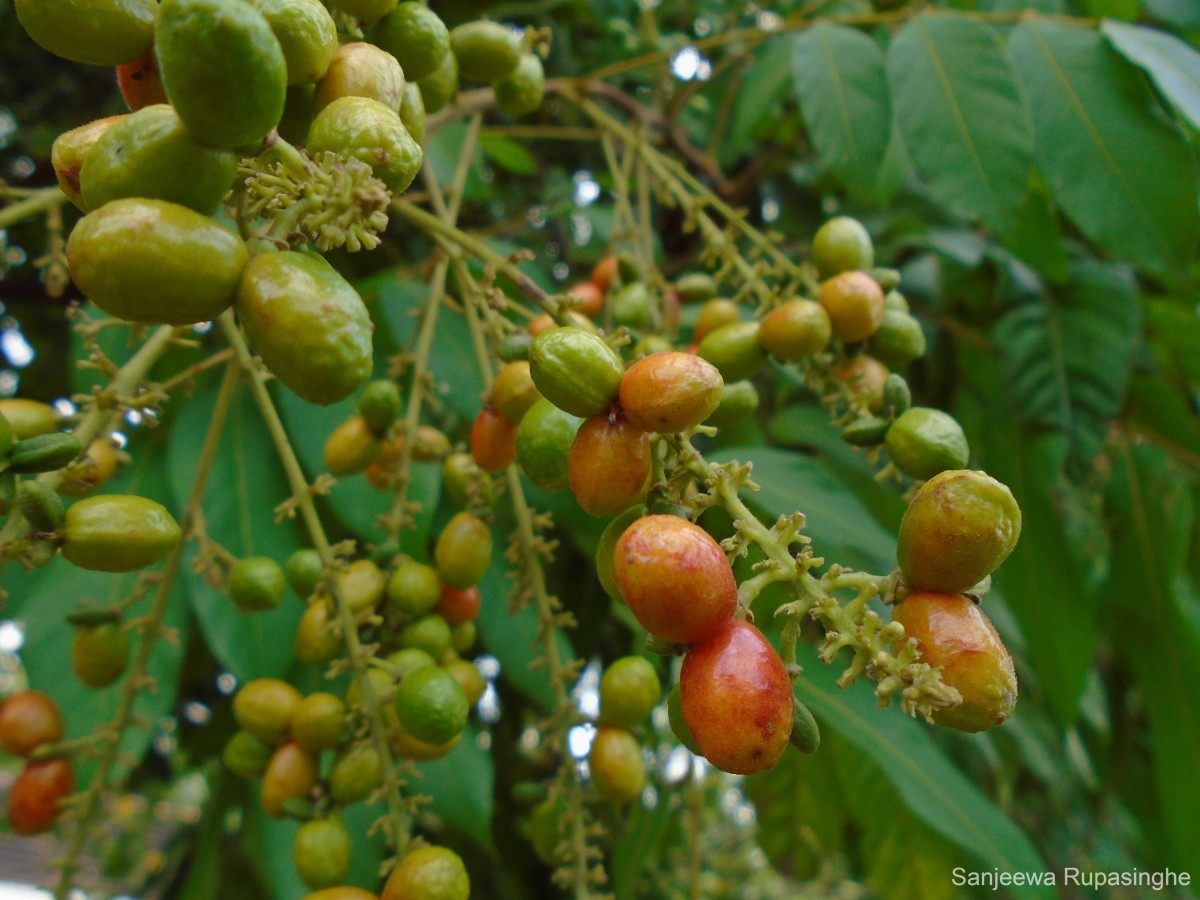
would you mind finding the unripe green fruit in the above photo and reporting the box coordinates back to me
[387,560,442,616]
[294,817,352,890]
[295,600,341,666]
[498,331,533,363]
[394,665,468,746]
[71,622,131,688]
[223,730,273,779]
[435,512,493,589]
[16,480,65,532]
[0,413,11,458]
[287,548,324,597]
[291,693,347,753]
[16,0,155,66]
[450,21,521,81]
[588,727,645,802]
[8,433,82,474]
[789,698,821,754]
[529,797,568,864]
[0,400,60,441]
[369,2,450,82]
[328,0,396,23]
[399,82,426,144]
[67,198,248,325]
[387,647,436,680]
[516,398,580,493]
[358,382,403,438]
[595,505,644,601]
[494,53,545,117]
[307,96,422,194]
[157,0,287,150]
[882,373,912,416]
[417,48,458,114]
[868,310,926,369]
[612,282,655,329]
[253,0,338,86]
[529,327,625,418]
[693,298,740,343]
[697,321,768,382]
[383,847,470,900]
[235,251,373,406]
[314,42,405,113]
[704,380,759,429]
[441,453,492,508]
[667,683,701,754]
[329,743,384,804]
[234,678,303,744]
[324,416,381,475]
[229,556,287,612]
[885,407,969,480]
[675,273,718,304]
[61,495,181,572]
[897,469,1022,593]
[333,559,387,614]
[599,656,662,729]
[812,216,874,279]
[841,416,891,447]
[450,621,476,654]
[397,614,452,660]
[883,290,910,313]
[51,116,126,211]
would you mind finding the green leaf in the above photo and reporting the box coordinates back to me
[1008,17,1200,277]
[792,641,1052,896]
[417,725,494,848]
[1103,20,1200,131]
[1003,173,1068,282]
[1127,376,1200,461]
[1102,440,1200,881]
[480,134,539,176]
[887,13,1033,234]
[729,36,795,156]
[1145,296,1200,383]
[167,383,306,680]
[1143,0,1200,30]
[792,23,892,201]
[992,260,1139,476]
[1085,0,1142,19]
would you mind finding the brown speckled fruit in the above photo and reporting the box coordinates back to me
[613,515,736,644]
[568,411,652,517]
[890,591,1017,732]
[618,352,723,433]
[679,619,793,774]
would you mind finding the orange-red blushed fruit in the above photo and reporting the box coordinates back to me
[591,256,618,294]
[470,406,518,473]
[528,313,557,337]
[435,584,481,625]
[818,271,885,342]
[260,742,319,817]
[568,412,651,517]
[7,757,75,835]
[618,352,723,433]
[679,619,793,774]
[567,280,604,317]
[117,51,169,110]
[612,515,737,644]
[0,691,63,758]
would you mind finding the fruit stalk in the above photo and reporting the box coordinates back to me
[0,187,66,230]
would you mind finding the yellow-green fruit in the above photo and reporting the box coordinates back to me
[529,327,625,418]
[516,398,581,493]
[67,198,247,325]
[587,727,645,802]
[599,656,662,729]
[295,601,341,665]
[71,623,131,688]
[334,559,387,614]
[61,495,181,572]
[868,309,926,369]
[704,380,759,430]
[329,743,384,804]
[393,665,467,745]
[314,42,405,113]
[417,48,458,114]
[233,678,303,744]
[156,0,287,149]
[891,591,1017,732]
[0,400,60,440]
[492,360,541,423]
[494,53,545,117]
[450,20,520,81]
[253,0,338,86]
[15,0,155,66]
[443,658,486,707]
[294,817,352,890]
[235,251,373,406]
[223,730,272,779]
[697,321,768,382]
[228,556,287,611]
[307,96,422,194]
[386,560,442,616]
[435,512,492,589]
[382,847,469,900]
[51,116,126,211]
[323,416,382,475]
[757,299,832,362]
[897,469,1022,594]
[291,693,346,753]
[399,82,426,144]
[693,298,740,343]
[328,0,396,23]
[397,614,452,661]
[369,2,450,82]
[885,407,969,480]
[811,216,874,279]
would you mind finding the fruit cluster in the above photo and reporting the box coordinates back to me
[0,691,74,835]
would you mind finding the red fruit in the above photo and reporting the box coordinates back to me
[7,757,75,835]
[0,690,64,758]
[567,281,604,317]
[567,411,652,517]
[612,515,737,644]
[117,52,169,111]
[591,256,618,294]
[435,584,482,625]
[679,619,793,774]
[470,405,518,472]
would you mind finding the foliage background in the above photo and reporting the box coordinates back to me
[2,0,1200,897]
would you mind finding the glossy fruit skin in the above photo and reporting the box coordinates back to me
[294,817,353,890]
[291,692,346,752]
[394,666,468,746]
[890,591,1018,732]
[329,743,384,804]
[595,505,645,600]
[223,730,273,779]
[417,48,458,114]
[567,412,652,518]
[369,2,449,82]
[387,560,442,617]
[693,298,741,344]
[435,585,481,625]
[493,52,545,116]
[117,52,169,111]
[157,0,287,149]
[818,271,886,342]
[59,438,119,497]
[492,361,541,423]
[680,619,793,775]
[619,352,723,433]
[529,327,625,419]
[253,0,337,86]
[758,300,833,362]
[81,104,238,214]
[61,494,181,572]
[315,42,404,113]
[307,96,422,194]
[0,399,61,440]
[382,846,470,900]
[897,469,1022,593]
[16,0,155,66]
[599,656,662,729]
[435,512,492,589]
[885,407,970,480]
[588,727,645,802]
[234,678,302,744]
[236,251,373,406]
[515,398,580,493]
[51,115,126,211]
[261,742,319,817]
[399,82,426,144]
[868,310,926,369]
[394,725,459,761]
[613,515,737,644]
[704,380,759,430]
[72,623,131,688]
[7,757,74,835]
[811,216,874,279]
[0,691,63,757]
[450,21,520,81]
[470,406,518,473]
[229,556,287,612]
[697,322,768,382]
[295,600,341,665]
[324,416,382,476]
[68,198,248,325]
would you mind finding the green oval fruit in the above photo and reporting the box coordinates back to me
[223,730,273,779]
[383,847,469,900]
[675,273,717,304]
[291,692,346,753]
[667,682,701,754]
[882,373,912,417]
[314,41,405,113]
[529,327,625,418]
[51,116,126,211]
[869,267,902,293]
[841,416,891,447]
[492,361,541,423]
[588,727,645,802]
[16,0,155,66]
[61,495,180,572]
[16,480,65,532]
[789,698,821,754]
[253,0,337,86]
[883,290,909,313]
[234,678,303,744]
[369,2,450,82]
[8,433,81,474]
[387,646,436,680]
[441,452,492,508]
[229,556,287,611]
[811,216,874,279]
[287,548,324,597]
[697,321,768,382]
[516,398,581,493]
[295,600,341,665]
[80,105,237,213]
[294,817,352,890]
[359,380,402,436]
[307,96,422,193]
[67,198,247,325]
[329,743,383,804]
[595,505,645,601]
[693,298,740,344]
[328,0,396,23]
[417,47,458,113]
[0,400,60,440]
[449,21,520,82]
[704,379,759,429]
[599,656,662,729]
[435,512,492,589]
[494,53,544,117]
[397,613,452,660]
[897,469,1022,594]
[394,665,468,745]
[398,81,426,144]
[386,560,441,617]
[757,299,832,362]
[156,0,287,149]
[868,310,926,369]
[498,330,533,363]
[71,622,131,688]
[885,407,969,480]
[235,251,373,406]
[612,282,655,330]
